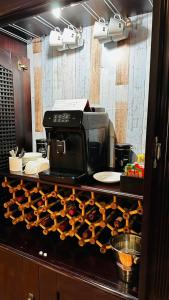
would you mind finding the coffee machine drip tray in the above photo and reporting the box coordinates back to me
[39,169,86,185]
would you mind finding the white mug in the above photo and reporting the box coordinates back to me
[111,18,131,42]
[108,14,125,36]
[62,26,77,45]
[56,43,69,52]
[68,31,84,49]
[49,27,63,47]
[9,157,22,172]
[93,18,108,39]
[111,28,129,42]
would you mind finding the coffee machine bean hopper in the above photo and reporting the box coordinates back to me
[39,110,109,184]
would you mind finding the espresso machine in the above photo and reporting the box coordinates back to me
[39,110,109,184]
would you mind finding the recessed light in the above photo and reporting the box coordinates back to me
[52,8,62,18]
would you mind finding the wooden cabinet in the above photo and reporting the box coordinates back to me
[39,266,58,300]
[0,246,124,300]
[58,274,120,300]
[0,247,39,300]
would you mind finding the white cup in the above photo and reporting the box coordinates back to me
[108,14,125,36]
[56,43,69,52]
[68,31,84,49]
[93,18,108,39]
[9,157,22,172]
[62,26,77,45]
[49,28,63,46]
[111,28,129,42]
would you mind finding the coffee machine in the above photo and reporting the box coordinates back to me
[39,110,109,184]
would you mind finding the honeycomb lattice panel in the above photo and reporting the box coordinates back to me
[2,177,143,254]
[0,65,16,169]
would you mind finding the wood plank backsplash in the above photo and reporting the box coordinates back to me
[27,13,152,158]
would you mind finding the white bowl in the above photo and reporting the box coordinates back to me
[93,171,121,183]
[22,152,42,166]
[24,158,49,175]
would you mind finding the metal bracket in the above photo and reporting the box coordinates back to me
[153,136,161,168]
[17,60,28,71]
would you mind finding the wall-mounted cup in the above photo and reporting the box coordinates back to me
[56,43,69,51]
[9,157,22,172]
[108,15,131,42]
[49,27,63,46]
[108,14,125,36]
[62,26,77,45]
[68,31,84,49]
[93,18,108,39]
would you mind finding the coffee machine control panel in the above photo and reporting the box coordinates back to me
[43,111,83,128]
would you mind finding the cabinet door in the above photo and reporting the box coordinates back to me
[58,274,121,300]
[39,266,58,300]
[0,247,39,300]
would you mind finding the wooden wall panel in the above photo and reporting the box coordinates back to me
[115,102,128,143]
[89,35,101,105]
[34,66,43,132]
[126,14,150,153]
[0,33,27,56]
[32,37,42,54]
[27,13,152,155]
[116,40,130,85]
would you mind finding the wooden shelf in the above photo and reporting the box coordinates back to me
[0,170,143,201]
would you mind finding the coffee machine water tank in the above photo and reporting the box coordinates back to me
[39,110,109,184]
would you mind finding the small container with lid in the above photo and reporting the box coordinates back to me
[36,139,47,158]
[115,143,133,172]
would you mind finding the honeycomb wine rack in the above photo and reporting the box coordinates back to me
[1,177,143,254]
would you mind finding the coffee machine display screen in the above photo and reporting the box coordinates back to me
[43,111,83,128]
[53,113,71,123]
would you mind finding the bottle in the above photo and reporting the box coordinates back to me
[77,223,91,238]
[86,206,100,222]
[40,215,52,227]
[58,218,71,241]
[59,220,69,232]
[16,194,25,203]
[114,216,124,228]
[25,211,36,222]
[4,199,16,208]
[67,202,78,217]
[33,198,46,216]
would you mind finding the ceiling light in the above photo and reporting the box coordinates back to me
[52,8,62,18]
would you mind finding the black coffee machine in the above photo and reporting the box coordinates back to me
[39,110,109,184]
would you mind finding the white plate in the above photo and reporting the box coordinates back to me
[93,171,121,183]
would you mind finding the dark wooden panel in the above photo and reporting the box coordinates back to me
[0,33,27,56]
[11,54,32,151]
[0,47,12,70]
[39,266,58,300]
[22,258,40,300]
[0,247,39,300]
[139,0,169,299]
[0,247,24,300]
[58,274,123,300]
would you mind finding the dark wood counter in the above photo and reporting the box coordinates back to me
[0,169,143,200]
